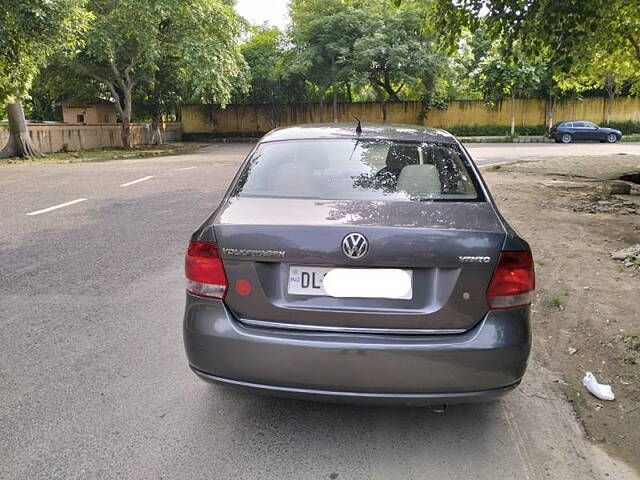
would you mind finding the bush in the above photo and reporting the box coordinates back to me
[605,121,640,134]
[435,121,640,137]
[442,125,549,136]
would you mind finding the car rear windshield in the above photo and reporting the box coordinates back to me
[233,139,481,201]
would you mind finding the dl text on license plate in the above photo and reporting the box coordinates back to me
[287,266,413,299]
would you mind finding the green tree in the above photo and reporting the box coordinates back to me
[433,0,640,82]
[352,0,442,102]
[240,26,285,104]
[289,0,444,110]
[472,45,543,135]
[0,0,90,158]
[236,25,310,105]
[69,0,247,147]
[289,0,364,121]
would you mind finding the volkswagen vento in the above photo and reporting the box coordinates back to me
[183,123,534,407]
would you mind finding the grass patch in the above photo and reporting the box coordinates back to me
[485,165,502,172]
[622,332,640,352]
[448,124,549,136]
[0,142,197,165]
[547,288,570,309]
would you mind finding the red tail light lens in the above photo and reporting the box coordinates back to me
[185,241,228,299]
[486,251,535,310]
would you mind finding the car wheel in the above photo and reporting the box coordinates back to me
[561,133,572,144]
[606,133,618,143]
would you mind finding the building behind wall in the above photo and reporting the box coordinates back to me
[58,99,117,124]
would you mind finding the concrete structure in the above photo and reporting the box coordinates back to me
[182,97,640,138]
[59,99,117,124]
[0,123,182,154]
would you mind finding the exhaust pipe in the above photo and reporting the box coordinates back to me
[430,404,447,414]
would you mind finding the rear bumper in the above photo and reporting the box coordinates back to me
[184,293,531,405]
[191,368,520,406]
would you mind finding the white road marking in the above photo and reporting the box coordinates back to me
[173,166,198,171]
[26,198,87,216]
[120,175,154,187]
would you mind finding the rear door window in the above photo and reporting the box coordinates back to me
[233,139,480,201]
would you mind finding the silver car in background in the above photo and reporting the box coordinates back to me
[183,123,534,407]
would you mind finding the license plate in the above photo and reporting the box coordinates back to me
[287,266,413,299]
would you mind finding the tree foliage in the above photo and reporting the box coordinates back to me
[351,0,442,101]
[0,0,90,102]
[288,0,445,106]
[68,0,247,146]
[472,45,543,103]
[433,0,640,91]
[0,0,90,157]
[237,26,309,104]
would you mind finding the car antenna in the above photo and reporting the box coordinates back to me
[353,116,362,135]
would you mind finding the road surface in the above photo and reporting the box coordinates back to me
[468,141,640,165]
[1,143,638,479]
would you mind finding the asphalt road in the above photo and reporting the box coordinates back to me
[468,141,640,165]
[2,143,638,480]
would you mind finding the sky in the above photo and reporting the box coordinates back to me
[235,0,290,29]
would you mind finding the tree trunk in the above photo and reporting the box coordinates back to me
[332,86,338,123]
[383,73,400,101]
[151,111,163,145]
[604,76,615,126]
[510,88,516,136]
[346,82,353,103]
[121,116,132,148]
[121,87,133,148]
[547,94,556,129]
[0,99,43,159]
[319,89,325,123]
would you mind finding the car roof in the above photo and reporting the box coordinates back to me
[260,123,458,144]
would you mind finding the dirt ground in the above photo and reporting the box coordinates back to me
[484,157,640,471]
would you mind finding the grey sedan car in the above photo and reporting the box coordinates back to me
[184,123,534,407]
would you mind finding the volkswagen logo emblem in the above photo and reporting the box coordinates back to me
[342,233,369,259]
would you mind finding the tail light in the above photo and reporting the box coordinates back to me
[185,241,228,299]
[486,251,535,310]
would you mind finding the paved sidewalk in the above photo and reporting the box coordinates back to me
[502,154,640,180]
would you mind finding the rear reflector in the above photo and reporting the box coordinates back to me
[185,241,228,299]
[486,251,535,310]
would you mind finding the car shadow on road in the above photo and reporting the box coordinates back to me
[186,383,510,478]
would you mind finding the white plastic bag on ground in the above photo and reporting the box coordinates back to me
[582,372,615,401]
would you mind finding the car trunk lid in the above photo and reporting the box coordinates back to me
[215,197,506,332]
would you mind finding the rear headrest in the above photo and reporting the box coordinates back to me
[386,145,420,170]
[397,164,442,198]
[269,163,315,194]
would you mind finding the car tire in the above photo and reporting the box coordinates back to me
[561,133,572,144]
[606,133,618,143]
